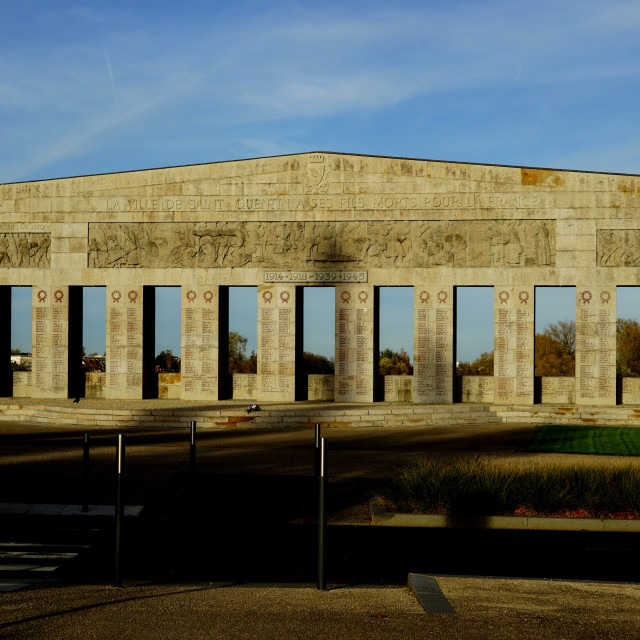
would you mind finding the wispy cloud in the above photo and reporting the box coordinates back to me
[2,0,640,180]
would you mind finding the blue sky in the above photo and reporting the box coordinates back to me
[4,0,640,360]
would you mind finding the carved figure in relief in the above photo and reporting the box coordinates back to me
[504,223,523,265]
[0,235,10,266]
[598,230,619,266]
[17,236,33,266]
[340,221,367,263]
[247,222,267,264]
[359,222,389,267]
[140,227,159,266]
[388,222,411,265]
[89,237,104,267]
[490,222,523,266]
[0,232,51,268]
[416,223,454,267]
[620,231,640,266]
[124,228,140,266]
[266,222,303,268]
[223,222,252,267]
[534,222,550,265]
[33,235,51,267]
[442,223,467,267]
[168,228,194,267]
[308,222,337,262]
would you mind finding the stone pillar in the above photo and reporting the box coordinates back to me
[413,285,454,403]
[334,284,378,402]
[493,285,535,404]
[0,287,11,397]
[31,285,82,398]
[575,285,616,405]
[181,285,229,400]
[257,284,299,401]
[105,285,151,399]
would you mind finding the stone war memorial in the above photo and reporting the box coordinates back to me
[1,151,640,427]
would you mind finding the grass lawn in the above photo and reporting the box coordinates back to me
[522,425,640,456]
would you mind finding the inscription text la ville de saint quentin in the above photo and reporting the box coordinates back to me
[104,193,552,212]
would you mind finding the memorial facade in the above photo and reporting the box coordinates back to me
[0,151,638,405]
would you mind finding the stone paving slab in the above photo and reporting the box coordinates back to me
[0,504,144,517]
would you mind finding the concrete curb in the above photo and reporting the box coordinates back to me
[370,501,640,532]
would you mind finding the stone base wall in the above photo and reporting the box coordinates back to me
[4,400,640,429]
[12,372,31,398]
[232,374,257,400]
[85,372,106,398]
[540,377,576,404]
[10,373,640,411]
[458,376,494,403]
[158,373,181,399]
[622,378,640,404]
[384,376,413,402]
[308,375,334,401]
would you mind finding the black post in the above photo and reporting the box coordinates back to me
[190,420,197,473]
[114,434,125,587]
[317,436,327,591]
[314,423,321,480]
[82,433,90,513]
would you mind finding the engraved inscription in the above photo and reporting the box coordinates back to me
[264,271,367,283]
[99,192,555,212]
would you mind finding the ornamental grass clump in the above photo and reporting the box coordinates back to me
[376,457,640,518]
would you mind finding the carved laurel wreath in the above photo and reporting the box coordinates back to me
[518,291,529,304]
[358,291,368,303]
[262,291,273,303]
[419,291,430,304]
[128,290,138,303]
[499,291,510,304]
[340,291,351,304]
[54,290,64,303]
[280,291,290,303]
[37,289,47,303]
[204,290,214,304]
[186,290,197,303]
[437,291,448,304]
[600,291,611,304]
[111,290,122,303]
[581,291,592,304]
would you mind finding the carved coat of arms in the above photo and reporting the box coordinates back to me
[304,154,330,194]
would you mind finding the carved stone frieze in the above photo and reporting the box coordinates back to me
[0,233,51,268]
[88,220,555,269]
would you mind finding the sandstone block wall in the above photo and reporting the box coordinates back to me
[1,152,639,405]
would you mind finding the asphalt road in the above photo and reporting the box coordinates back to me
[1,421,640,638]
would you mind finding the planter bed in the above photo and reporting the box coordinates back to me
[370,501,640,532]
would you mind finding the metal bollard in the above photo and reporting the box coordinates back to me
[189,420,197,473]
[114,433,125,587]
[314,423,321,480]
[317,436,327,591]
[82,433,90,513]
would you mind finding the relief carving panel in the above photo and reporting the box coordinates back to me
[0,233,51,268]
[88,220,554,269]
[598,230,640,266]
